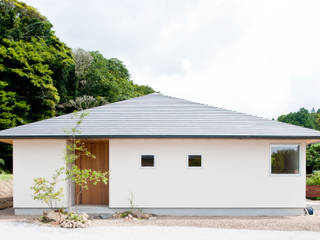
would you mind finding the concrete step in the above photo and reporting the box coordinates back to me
[71,205,116,215]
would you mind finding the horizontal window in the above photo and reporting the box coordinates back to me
[141,155,155,167]
[188,155,202,167]
[271,144,300,174]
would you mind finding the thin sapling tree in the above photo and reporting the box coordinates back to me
[30,167,64,209]
[64,112,108,211]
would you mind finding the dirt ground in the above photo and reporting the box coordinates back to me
[0,179,12,198]
[0,179,13,210]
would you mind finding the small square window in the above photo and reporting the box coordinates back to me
[271,144,300,174]
[141,155,155,167]
[188,155,202,167]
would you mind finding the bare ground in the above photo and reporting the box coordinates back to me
[0,179,12,198]
[0,179,13,210]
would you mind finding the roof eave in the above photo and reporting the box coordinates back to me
[1,134,320,139]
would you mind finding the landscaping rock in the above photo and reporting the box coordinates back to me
[92,214,112,219]
[125,214,138,222]
[59,212,91,228]
[113,210,157,220]
[45,210,67,223]
[131,209,145,219]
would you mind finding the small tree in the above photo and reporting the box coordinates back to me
[31,111,108,212]
[64,112,108,211]
[67,165,108,207]
[30,168,64,209]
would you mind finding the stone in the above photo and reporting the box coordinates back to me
[59,212,91,228]
[131,209,145,219]
[46,210,67,223]
[125,213,138,222]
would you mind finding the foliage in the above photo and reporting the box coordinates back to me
[0,0,73,170]
[306,171,320,186]
[0,38,61,120]
[0,0,154,172]
[58,95,108,112]
[0,144,12,172]
[119,211,132,218]
[72,48,93,86]
[278,108,320,130]
[59,50,154,113]
[306,144,320,174]
[0,81,29,129]
[278,108,320,174]
[0,0,74,120]
[30,168,64,208]
[0,0,51,41]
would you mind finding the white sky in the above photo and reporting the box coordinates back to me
[23,0,320,119]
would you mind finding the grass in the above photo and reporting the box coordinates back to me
[0,173,13,181]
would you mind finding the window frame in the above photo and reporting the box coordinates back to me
[140,154,156,168]
[269,144,301,176]
[187,154,203,168]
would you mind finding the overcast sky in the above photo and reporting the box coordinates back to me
[24,0,320,119]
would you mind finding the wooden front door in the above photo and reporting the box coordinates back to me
[75,140,109,205]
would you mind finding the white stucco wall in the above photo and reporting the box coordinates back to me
[109,139,306,208]
[13,139,67,208]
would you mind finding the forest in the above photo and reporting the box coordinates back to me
[1,0,320,174]
[0,0,154,171]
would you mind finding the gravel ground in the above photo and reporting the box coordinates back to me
[1,208,320,232]
[91,214,320,232]
[1,221,320,240]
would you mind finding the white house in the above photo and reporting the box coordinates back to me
[1,93,320,216]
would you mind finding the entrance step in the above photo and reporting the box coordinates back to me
[71,205,115,217]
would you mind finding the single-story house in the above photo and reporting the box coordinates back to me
[1,93,320,216]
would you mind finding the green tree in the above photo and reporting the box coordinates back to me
[79,51,153,102]
[278,108,320,173]
[0,0,155,172]
[0,0,74,171]
[0,38,61,120]
[30,167,64,209]
[278,108,317,129]
[59,50,155,113]
[307,144,320,174]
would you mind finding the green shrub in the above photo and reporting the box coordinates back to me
[119,211,132,218]
[306,171,320,185]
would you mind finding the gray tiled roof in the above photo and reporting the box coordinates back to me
[1,93,320,139]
